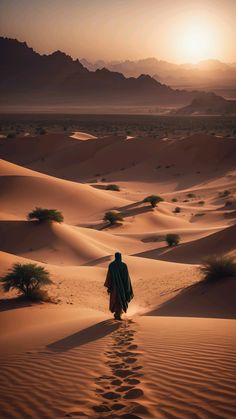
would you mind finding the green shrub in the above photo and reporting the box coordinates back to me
[198,201,205,205]
[36,127,47,135]
[106,184,120,192]
[171,198,178,202]
[200,255,236,282]
[104,211,123,225]
[1,263,52,299]
[28,207,64,223]
[225,200,233,207]
[220,190,231,197]
[187,193,196,198]
[7,132,16,139]
[143,195,164,208]
[165,234,180,247]
[173,207,181,213]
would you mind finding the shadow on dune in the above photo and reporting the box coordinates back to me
[135,223,236,264]
[83,255,111,266]
[84,202,152,231]
[47,319,119,352]
[0,296,36,312]
[91,221,123,231]
[122,205,153,218]
[146,277,236,319]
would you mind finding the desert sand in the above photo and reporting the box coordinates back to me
[0,130,236,418]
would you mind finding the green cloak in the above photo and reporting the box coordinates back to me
[105,260,134,313]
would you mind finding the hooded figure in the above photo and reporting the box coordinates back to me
[104,252,134,320]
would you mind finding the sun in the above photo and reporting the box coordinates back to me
[181,24,213,63]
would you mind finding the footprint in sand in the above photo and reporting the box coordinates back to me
[92,319,147,417]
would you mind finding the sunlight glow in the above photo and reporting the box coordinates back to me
[181,24,214,63]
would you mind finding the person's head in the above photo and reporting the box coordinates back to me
[115,252,122,262]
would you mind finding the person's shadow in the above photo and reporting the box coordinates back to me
[47,319,119,353]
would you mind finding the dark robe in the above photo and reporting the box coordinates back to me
[104,260,134,314]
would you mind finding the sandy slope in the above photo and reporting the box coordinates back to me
[152,222,236,263]
[70,131,97,140]
[0,220,153,265]
[1,131,236,418]
[0,309,235,418]
[0,159,129,223]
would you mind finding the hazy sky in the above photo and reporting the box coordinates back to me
[0,0,236,63]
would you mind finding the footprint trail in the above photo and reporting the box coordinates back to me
[92,319,148,418]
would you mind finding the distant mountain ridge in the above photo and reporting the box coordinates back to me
[175,92,236,115]
[81,57,236,89]
[0,37,198,107]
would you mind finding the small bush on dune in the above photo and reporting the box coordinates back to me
[198,201,205,205]
[220,190,231,198]
[7,132,16,139]
[28,207,64,223]
[225,200,233,207]
[200,255,236,282]
[187,193,196,199]
[195,212,205,217]
[171,198,178,202]
[1,263,53,300]
[173,207,181,213]
[106,184,120,192]
[165,234,180,247]
[35,127,47,135]
[143,195,164,208]
[104,211,123,225]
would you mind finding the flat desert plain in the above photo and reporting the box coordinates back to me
[0,129,236,418]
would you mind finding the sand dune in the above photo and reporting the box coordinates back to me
[70,131,97,140]
[147,276,236,318]
[0,159,129,223]
[153,222,236,263]
[138,316,236,418]
[1,130,236,419]
[0,250,200,317]
[0,220,152,265]
[0,306,235,418]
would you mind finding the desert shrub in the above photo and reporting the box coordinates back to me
[106,184,120,192]
[225,200,233,207]
[36,127,47,135]
[104,211,123,225]
[220,190,231,197]
[183,199,189,202]
[195,212,205,217]
[187,193,196,198]
[173,207,181,213]
[171,198,178,202]
[143,195,164,208]
[28,207,64,223]
[7,132,16,139]
[200,255,236,282]
[165,234,180,247]
[198,201,205,205]
[1,263,52,299]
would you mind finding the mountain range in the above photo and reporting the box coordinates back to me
[1,37,236,111]
[0,37,198,107]
[81,57,236,90]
